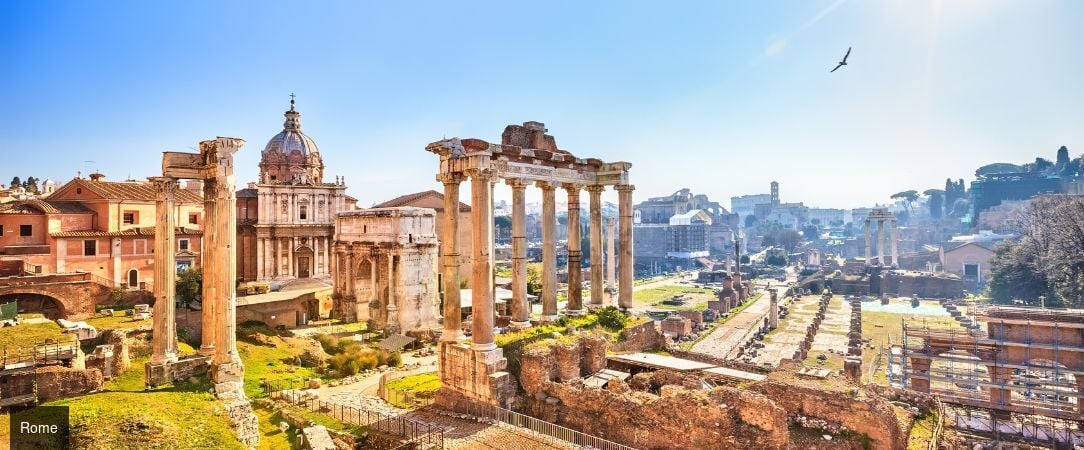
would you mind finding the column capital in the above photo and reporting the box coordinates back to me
[585,184,606,195]
[149,177,180,198]
[436,172,466,185]
[505,177,531,190]
[465,167,497,181]
[535,180,557,191]
[562,183,584,194]
[615,184,636,193]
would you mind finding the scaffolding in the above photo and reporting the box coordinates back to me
[900,305,1084,445]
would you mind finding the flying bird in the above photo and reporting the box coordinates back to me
[830,47,851,73]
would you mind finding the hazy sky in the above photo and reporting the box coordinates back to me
[4,1,1082,210]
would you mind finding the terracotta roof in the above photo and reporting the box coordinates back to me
[50,226,203,238]
[373,190,470,212]
[54,178,203,203]
[0,199,94,215]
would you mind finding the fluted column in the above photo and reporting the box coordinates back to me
[864,219,872,265]
[256,237,265,280]
[538,182,558,321]
[508,178,530,328]
[199,179,218,357]
[387,250,399,334]
[214,170,240,366]
[439,173,465,342]
[606,217,616,303]
[616,184,635,310]
[470,169,497,350]
[876,220,886,266]
[587,185,605,308]
[345,247,355,299]
[565,184,584,314]
[890,219,899,267]
[150,177,179,364]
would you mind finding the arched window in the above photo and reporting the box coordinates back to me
[127,269,139,288]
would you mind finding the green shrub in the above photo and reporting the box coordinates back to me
[595,306,629,332]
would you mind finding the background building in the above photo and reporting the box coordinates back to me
[236,100,355,283]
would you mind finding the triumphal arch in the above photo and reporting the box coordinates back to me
[427,121,634,405]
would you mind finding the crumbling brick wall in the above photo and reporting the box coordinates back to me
[579,332,607,375]
[752,380,905,450]
[33,366,104,402]
[531,380,789,449]
[553,339,582,382]
[611,320,664,352]
[519,346,554,395]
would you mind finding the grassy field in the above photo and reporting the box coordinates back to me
[84,311,153,331]
[237,323,321,398]
[384,372,440,408]
[633,285,715,309]
[0,320,74,349]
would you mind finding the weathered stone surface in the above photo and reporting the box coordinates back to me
[579,332,608,375]
[33,366,104,402]
[553,339,582,382]
[611,320,664,352]
[518,346,553,395]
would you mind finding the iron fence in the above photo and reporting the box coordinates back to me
[264,380,444,449]
[454,397,638,450]
[383,386,435,408]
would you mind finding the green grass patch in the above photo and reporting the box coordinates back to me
[385,372,441,408]
[0,320,74,349]
[906,412,938,450]
[84,311,152,331]
[237,322,321,398]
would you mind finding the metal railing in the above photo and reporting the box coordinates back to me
[264,380,443,449]
[383,386,435,408]
[455,397,638,450]
[2,341,79,368]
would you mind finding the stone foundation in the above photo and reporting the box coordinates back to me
[222,398,260,448]
[436,341,516,406]
[31,366,104,402]
[144,354,211,388]
[610,320,665,352]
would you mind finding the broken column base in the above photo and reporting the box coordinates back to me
[223,397,260,448]
[144,354,211,388]
[844,356,863,382]
[211,360,246,399]
[436,341,517,408]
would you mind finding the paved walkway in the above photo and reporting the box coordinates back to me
[689,287,772,359]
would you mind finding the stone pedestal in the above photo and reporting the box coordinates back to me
[844,356,862,382]
[144,355,211,388]
[436,341,516,406]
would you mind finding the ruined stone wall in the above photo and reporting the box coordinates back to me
[579,332,607,375]
[611,320,664,352]
[881,271,962,299]
[33,366,104,402]
[528,379,789,449]
[553,340,582,383]
[752,380,906,450]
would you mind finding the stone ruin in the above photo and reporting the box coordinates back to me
[144,137,258,447]
[845,295,863,382]
[425,122,634,408]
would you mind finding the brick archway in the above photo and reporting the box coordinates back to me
[0,276,112,320]
[0,292,66,320]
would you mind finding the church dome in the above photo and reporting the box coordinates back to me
[258,97,325,185]
[262,99,320,158]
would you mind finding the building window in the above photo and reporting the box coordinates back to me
[189,213,198,225]
[83,239,97,256]
[19,225,32,236]
[299,205,308,221]
[128,269,139,288]
[123,211,137,225]
[964,264,979,278]
[178,239,190,251]
[0,224,4,235]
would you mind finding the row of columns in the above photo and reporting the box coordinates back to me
[149,173,241,369]
[257,191,343,224]
[864,218,899,267]
[438,169,635,352]
[255,235,332,280]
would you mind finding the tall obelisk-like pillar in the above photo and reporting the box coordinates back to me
[864,218,872,265]
[508,178,530,328]
[616,184,635,310]
[539,182,558,321]
[206,137,245,388]
[439,173,465,342]
[587,185,605,308]
[890,219,899,268]
[469,169,496,351]
[565,184,584,314]
[150,177,179,364]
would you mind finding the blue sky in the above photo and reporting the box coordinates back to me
[3,1,1082,209]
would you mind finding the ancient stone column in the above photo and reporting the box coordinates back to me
[208,138,244,373]
[876,219,886,266]
[255,237,264,280]
[864,219,871,265]
[587,185,604,308]
[387,251,399,334]
[616,184,635,310]
[565,184,584,314]
[768,290,779,329]
[199,178,218,357]
[439,173,465,342]
[345,247,355,299]
[469,169,496,350]
[890,219,899,267]
[150,177,179,364]
[606,217,616,304]
[508,178,530,328]
[538,182,558,321]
